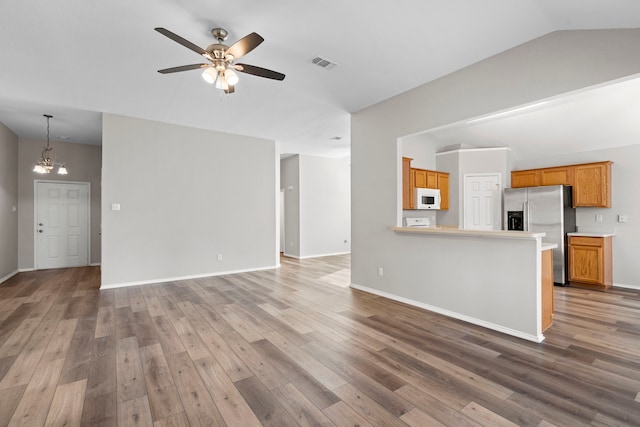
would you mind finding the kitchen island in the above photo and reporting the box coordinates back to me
[351,226,554,342]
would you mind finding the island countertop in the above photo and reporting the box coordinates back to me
[392,225,545,240]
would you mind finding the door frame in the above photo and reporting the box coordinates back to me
[462,173,502,230]
[34,180,91,270]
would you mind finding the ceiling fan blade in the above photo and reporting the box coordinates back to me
[225,33,264,60]
[157,64,209,74]
[235,64,285,81]
[155,27,208,57]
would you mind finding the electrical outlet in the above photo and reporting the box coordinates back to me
[378,267,384,276]
[618,214,629,223]
[217,254,222,261]
[595,214,603,223]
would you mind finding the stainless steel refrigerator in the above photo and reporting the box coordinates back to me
[503,185,576,285]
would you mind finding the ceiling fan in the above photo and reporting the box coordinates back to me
[155,27,285,94]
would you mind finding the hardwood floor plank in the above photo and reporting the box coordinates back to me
[222,330,288,390]
[193,355,262,427]
[139,343,184,421]
[460,401,520,427]
[42,318,78,362]
[234,376,299,426]
[59,317,96,385]
[153,412,190,427]
[400,407,447,427]
[151,315,186,356]
[165,352,226,427]
[252,338,340,410]
[95,306,115,338]
[322,401,374,427]
[116,336,147,403]
[0,386,26,427]
[272,382,335,427]
[80,391,117,427]
[44,379,87,427]
[116,395,154,427]
[85,335,116,399]
[333,382,409,427]
[7,358,65,427]
[0,317,41,358]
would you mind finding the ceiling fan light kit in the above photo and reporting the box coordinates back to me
[155,26,285,94]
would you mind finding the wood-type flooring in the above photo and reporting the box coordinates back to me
[0,255,639,426]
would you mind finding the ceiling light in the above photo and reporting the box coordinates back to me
[33,114,68,175]
[202,67,218,84]
[224,68,239,86]
[216,71,228,90]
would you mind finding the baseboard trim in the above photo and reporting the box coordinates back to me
[0,270,19,285]
[350,282,544,343]
[100,264,279,290]
[613,282,640,290]
[89,263,101,267]
[18,268,35,273]
[282,251,351,260]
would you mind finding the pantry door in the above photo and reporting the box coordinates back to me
[35,181,90,270]
[463,174,501,230]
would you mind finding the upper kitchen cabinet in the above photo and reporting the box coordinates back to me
[573,162,612,208]
[402,157,413,209]
[540,166,573,186]
[437,172,449,210]
[402,157,449,210]
[511,169,540,188]
[510,161,612,208]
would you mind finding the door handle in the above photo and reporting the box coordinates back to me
[38,223,43,226]
[38,230,43,233]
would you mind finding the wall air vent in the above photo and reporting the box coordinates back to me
[311,56,338,70]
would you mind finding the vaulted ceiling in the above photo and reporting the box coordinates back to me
[1,1,640,158]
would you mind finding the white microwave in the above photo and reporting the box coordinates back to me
[415,188,441,210]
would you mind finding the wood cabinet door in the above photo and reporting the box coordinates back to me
[413,169,428,188]
[426,171,438,189]
[511,170,540,188]
[540,167,573,186]
[437,173,449,210]
[568,243,603,285]
[402,158,412,210]
[573,163,611,207]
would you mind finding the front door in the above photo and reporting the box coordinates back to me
[463,174,501,230]
[35,181,89,270]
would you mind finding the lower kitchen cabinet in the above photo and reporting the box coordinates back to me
[568,235,612,291]
[541,248,554,331]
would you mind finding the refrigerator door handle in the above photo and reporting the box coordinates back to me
[524,201,529,232]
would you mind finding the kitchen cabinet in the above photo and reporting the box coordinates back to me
[510,161,612,208]
[402,158,449,210]
[402,157,413,209]
[568,235,612,291]
[541,248,554,331]
[511,170,540,188]
[413,169,428,188]
[437,172,449,210]
[573,162,612,208]
[540,166,572,186]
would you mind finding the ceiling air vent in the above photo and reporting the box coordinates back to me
[311,56,338,70]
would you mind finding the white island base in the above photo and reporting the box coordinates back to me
[350,226,554,342]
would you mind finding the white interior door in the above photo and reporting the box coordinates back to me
[463,174,501,230]
[36,181,89,270]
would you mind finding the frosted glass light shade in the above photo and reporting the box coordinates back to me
[201,67,217,84]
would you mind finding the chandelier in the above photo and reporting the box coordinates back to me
[33,114,67,175]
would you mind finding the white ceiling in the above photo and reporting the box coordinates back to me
[1,0,640,158]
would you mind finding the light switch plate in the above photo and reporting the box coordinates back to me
[111,203,121,211]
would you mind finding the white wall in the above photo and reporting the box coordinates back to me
[0,122,18,282]
[281,156,300,257]
[516,145,640,287]
[17,138,102,269]
[299,155,351,258]
[101,114,278,287]
[352,29,640,311]
[281,154,351,258]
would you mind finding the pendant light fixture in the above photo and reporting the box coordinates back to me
[33,114,67,175]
